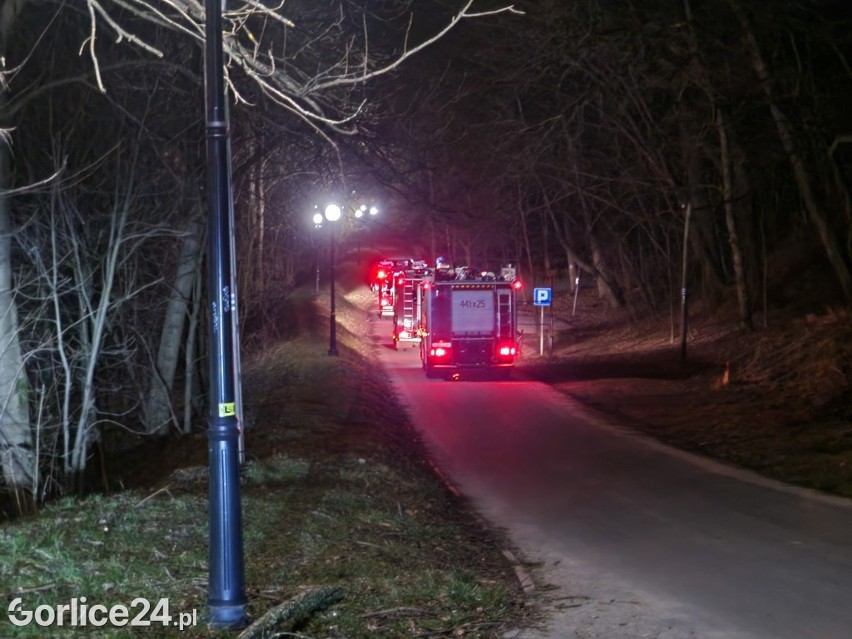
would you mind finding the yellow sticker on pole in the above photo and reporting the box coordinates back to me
[218,402,236,417]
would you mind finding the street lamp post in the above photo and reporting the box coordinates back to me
[203,0,246,628]
[312,200,377,354]
[324,204,341,356]
[312,213,323,296]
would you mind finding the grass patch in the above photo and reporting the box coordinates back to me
[1,492,207,637]
[242,455,310,486]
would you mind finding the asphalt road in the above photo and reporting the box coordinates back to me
[367,313,852,639]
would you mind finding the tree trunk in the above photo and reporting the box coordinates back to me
[729,0,852,304]
[183,257,204,434]
[679,0,731,303]
[541,187,624,309]
[680,202,692,362]
[572,179,625,309]
[69,203,129,474]
[717,106,753,330]
[589,230,625,309]
[514,181,535,295]
[249,151,266,295]
[0,0,38,508]
[143,214,205,435]
[0,189,38,504]
[677,104,726,301]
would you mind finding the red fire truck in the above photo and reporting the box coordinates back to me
[391,262,432,349]
[419,266,523,379]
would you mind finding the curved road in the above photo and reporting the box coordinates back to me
[367,313,852,639]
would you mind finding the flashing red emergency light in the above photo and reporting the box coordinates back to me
[376,269,387,279]
[512,280,523,290]
[430,346,450,359]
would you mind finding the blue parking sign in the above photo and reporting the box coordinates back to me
[533,287,552,306]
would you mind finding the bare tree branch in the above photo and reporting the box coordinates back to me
[81,0,523,130]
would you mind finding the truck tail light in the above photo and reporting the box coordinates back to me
[497,342,517,359]
[430,346,451,359]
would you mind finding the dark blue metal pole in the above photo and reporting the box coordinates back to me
[204,0,247,628]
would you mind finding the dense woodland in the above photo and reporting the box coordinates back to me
[0,0,849,510]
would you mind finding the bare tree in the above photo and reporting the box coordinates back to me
[0,0,527,498]
[728,0,852,304]
[84,1,522,140]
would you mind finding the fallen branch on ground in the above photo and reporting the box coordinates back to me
[238,586,344,639]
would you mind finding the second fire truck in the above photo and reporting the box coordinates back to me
[391,262,432,349]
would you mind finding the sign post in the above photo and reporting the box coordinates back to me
[533,287,552,357]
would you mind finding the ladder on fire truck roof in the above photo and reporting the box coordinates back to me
[496,286,513,339]
[402,277,416,320]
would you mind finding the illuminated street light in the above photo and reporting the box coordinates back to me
[325,203,342,222]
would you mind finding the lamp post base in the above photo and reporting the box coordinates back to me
[207,604,249,630]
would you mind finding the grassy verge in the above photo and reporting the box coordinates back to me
[0,286,525,638]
